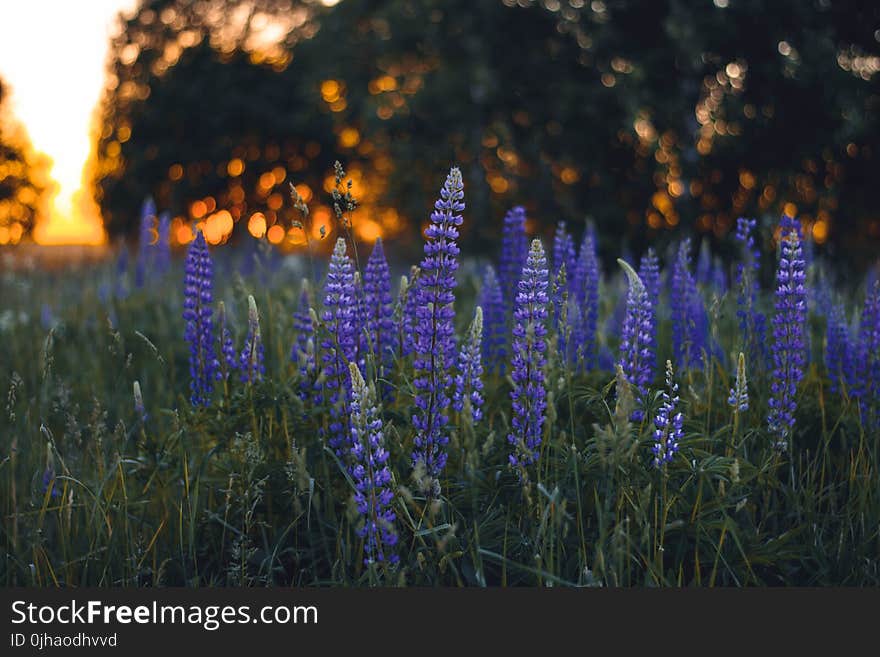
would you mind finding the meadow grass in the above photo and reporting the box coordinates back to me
[1,205,878,588]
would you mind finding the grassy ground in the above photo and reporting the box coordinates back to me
[1,236,878,587]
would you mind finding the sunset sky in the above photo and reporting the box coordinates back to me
[0,0,137,244]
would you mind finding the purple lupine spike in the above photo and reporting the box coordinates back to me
[638,248,660,310]
[40,304,54,331]
[239,295,265,384]
[573,227,600,371]
[728,352,749,412]
[291,281,316,402]
[453,306,485,424]
[399,267,420,357]
[825,302,850,394]
[637,248,660,381]
[845,310,862,399]
[135,196,157,288]
[348,363,398,565]
[352,271,368,369]
[696,238,712,287]
[550,222,575,366]
[552,220,576,290]
[767,215,808,450]
[499,206,528,308]
[291,280,313,363]
[671,239,709,369]
[617,259,655,420]
[551,264,571,365]
[155,211,171,275]
[711,255,728,297]
[652,360,683,467]
[853,279,880,422]
[813,268,833,319]
[183,230,216,406]
[479,264,507,375]
[216,301,237,382]
[598,344,616,372]
[735,217,768,370]
[41,449,60,500]
[321,237,359,457]
[363,238,396,386]
[508,239,549,473]
[411,167,464,496]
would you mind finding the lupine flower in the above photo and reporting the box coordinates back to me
[617,259,655,419]
[321,238,359,457]
[552,221,576,292]
[599,344,616,372]
[551,264,571,365]
[40,304,54,331]
[864,280,880,391]
[155,211,171,276]
[363,238,396,383]
[217,301,237,382]
[508,239,549,472]
[291,281,315,400]
[412,168,464,494]
[453,306,485,424]
[573,227,600,370]
[638,248,660,310]
[479,265,507,374]
[637,249,660,379]
[499,206,528,308]
[825,302,850,394]
[813,268,834,319]
[133,380,146,422]
[352,271,368,369]
[239,295,265,384]
[399,267,420,357]
[41,448,59,500]
[348,363,398,565]
[41,467,60,499]
[735,217,768,369]
[135,196,157,288]
[853,279,880,422]
[183,230,216,406]
[653,360,683,468]
[671,239,709,369]
[767,215,808,449]
[728,352,749,411]
[696,238,712,287]
[845,311,862,398]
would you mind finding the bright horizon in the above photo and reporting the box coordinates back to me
[0,0,137,244]
[0,0,345,246]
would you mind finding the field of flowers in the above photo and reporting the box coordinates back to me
[1,164,879,587]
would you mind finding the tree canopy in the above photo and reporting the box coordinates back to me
[92,0,880,269]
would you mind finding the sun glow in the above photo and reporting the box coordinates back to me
[0,0,137,244]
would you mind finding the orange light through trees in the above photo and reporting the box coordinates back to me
[0,0,138,245]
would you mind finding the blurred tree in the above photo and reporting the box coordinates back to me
[0,76,52,244]
[93,0,331,247]
[92,0,880,269]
